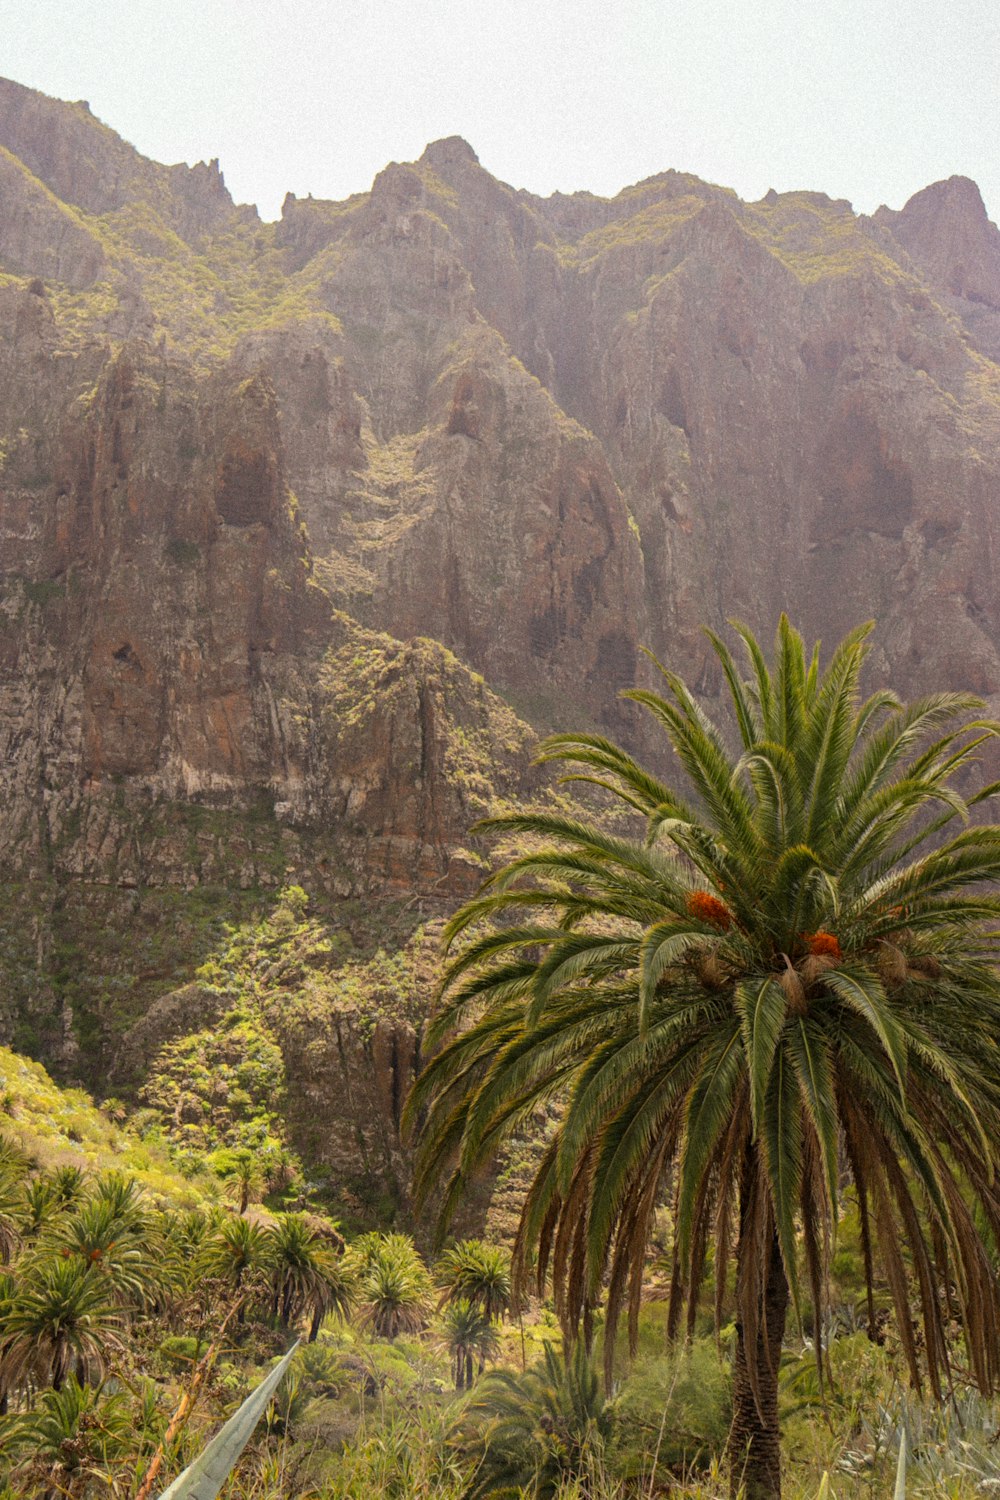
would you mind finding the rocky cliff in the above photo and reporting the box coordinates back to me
[2,78,1000,1201]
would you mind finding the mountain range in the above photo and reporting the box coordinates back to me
[1,75,999,1194]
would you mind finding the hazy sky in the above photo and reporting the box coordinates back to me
[2,0,998,223]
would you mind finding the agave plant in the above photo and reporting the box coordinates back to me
[152,1340,299,1500]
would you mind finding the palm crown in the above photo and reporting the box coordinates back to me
[407,618,1000,1499]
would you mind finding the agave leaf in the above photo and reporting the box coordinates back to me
[894,1426,908,1500]
[157,1340,299,1499]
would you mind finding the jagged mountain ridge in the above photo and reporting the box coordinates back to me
[2,74,1000,901]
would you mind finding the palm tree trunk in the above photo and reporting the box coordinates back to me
[728,1227,789,1500]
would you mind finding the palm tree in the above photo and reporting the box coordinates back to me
[459,1339,611,1499]
[436,1240,512,1329]
[354,1235,431,1341]
[19,1179,65,1240]
[90,1170,148,1230]
[47,1166,88,1212]
[225,1150,263,1216]
[265,1213,353,1339]
[198,1215,272,1322]
[436,1297,500,1390]
[407,618,1000,1500]
[306,1259,354,1343]
[47,1196,168,1313]
[0,1257,123,1392]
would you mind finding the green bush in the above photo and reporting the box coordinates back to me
[610,1339,731,1481]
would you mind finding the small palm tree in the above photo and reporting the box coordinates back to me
[0,1257,123,1392]
[460,1339,611,1499]
[354,1235,431,1341]
[409,618,1000,1500]
[6,1375,132,1493]
[90,1170,148,1230]
[198,1215,272,1321]
[156,1207,224,1320]
[266,1213,352,1338]
[436,1240,512,1329]
[352,1230,421,1270]
[19,1179,64,1240]
[48,1166,88,1212]
[436,1298,500,1390]
[305,1247,353,1343]
[225,1150,264,1216]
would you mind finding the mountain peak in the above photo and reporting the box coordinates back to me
[420,136,480,170]
[875,173,1000,310]
[0,75,242,238]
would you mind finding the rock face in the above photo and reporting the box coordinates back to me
[2,78,1000,1115]
[873,177,1000,360]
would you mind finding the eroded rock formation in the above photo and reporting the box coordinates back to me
[2,79,1000,1158]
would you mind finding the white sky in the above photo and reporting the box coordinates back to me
[1,0,997,223]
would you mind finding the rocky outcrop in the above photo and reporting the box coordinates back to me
[0,77,238,239]
[883,177,1000,305]
[0,147,106,287]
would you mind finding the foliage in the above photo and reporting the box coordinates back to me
[436,1239,512,1325]
[435,1298,500,1390]
[4,1375,134,1485]
[267,1213,353,1339]
[609,1339,731,1479]
[0,1252,124,1392]
[353,1233,432,1341]
[2,1129,1000,1496]
[139,1007,287,1154]
[459,1339,612,1499]
[0,1047,207,1204]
